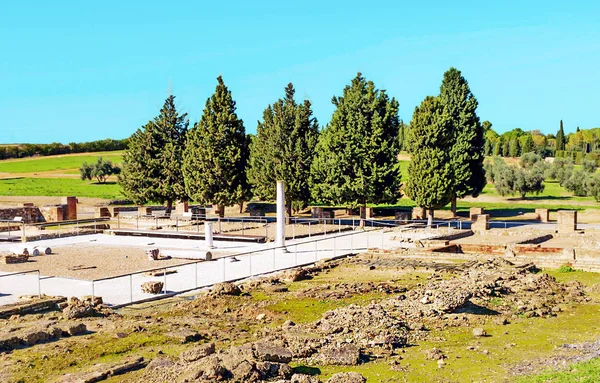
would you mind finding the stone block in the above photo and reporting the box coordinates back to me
[109,207,121,217]
[412,207,425,220]
[175,201,189,215]
[535,208,549,223]
[471,214,489,232]
[95,207,110,218]
[311,207,324,218]
[138,206,153,216]
[395,211,411,221]
[61,196,78,220]
[470,207,484,221]
[557,210,577,233]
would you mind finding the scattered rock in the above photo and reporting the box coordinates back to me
[283,269,309,282]
[472,328,487,338]
[291,374,320,383]
[256,313,267,321]
[141,281,164,294]
[146,357,174,371]
[165,329,202,344]
[424,348,446,361]
[317,344,360,366]
[326,372,366,383]
[180,342,215,363]
[211,282,242,296]
[254,342,293,363]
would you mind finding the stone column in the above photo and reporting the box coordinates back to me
[276,181,286,248]
[471,214,490,232]
[535,208,549,223]
[61,196,77,220]
[470,207,484,221]
[204,222,214,249]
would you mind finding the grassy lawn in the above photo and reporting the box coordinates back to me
[0,178,123,199]
[0,151,123,173]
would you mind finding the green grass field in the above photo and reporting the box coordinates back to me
[0,178,123,199]
[0,151,123,173]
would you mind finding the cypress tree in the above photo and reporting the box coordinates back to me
[120,95,188,212]
[405,96,453,226]
[248,83,319,215]
[310,73,401,219]
[556,120,566,151]
[182,76,250,218]
[439,68,485,216]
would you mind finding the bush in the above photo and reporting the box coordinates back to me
[558,264,575,273]
[582,159,598,173]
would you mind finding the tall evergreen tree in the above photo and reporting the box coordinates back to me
[182,76,250,218]
[556,120,566,151]
[248,83,319,215]
[310,73,401,219]
[405,96,453,226]
[439,68,485,216]
[120,95,188,212]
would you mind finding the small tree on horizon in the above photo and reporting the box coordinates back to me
[556,120,566,151]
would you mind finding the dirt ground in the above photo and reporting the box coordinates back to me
[0,244,195,280]
[1,253,600,383]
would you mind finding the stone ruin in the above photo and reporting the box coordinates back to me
[0,196,77,223]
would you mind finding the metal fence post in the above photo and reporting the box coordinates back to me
[137,215,139,230]
[249,253,252,276]
[118,214,121,229]
[195,262,198,288]
[76,220,79,235]
[338,219,341,233]
[294,244,298,266]
[57,223,60,238]
[164,268,167,294]
[130,274,133,303]
[222,258,226,282]
[37,270,41,298]
[333,236,336,258]
[242,220,245,236]
[381,228,384,249]
[314,239,318,262]
[351,232,354,253]
[272,247,276,271]
[176,217,179,232]
[324,219,327,235]
[292,218,295,240]
[91,280,94,306]
[308,222,311,238]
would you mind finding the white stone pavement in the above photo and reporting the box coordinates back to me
[0,228,400,307]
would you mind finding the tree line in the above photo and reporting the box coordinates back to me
[0,139,129,160]
[119,69,485,223]
[483,121,600,164]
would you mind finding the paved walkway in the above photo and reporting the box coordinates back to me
[0,229,395,306]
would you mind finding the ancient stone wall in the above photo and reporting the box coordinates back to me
[557,210,577,233]
[0,207,45,223]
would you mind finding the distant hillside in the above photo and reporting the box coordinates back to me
[0,138,128,160]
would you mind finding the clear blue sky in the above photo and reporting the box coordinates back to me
[1,1,598,144]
